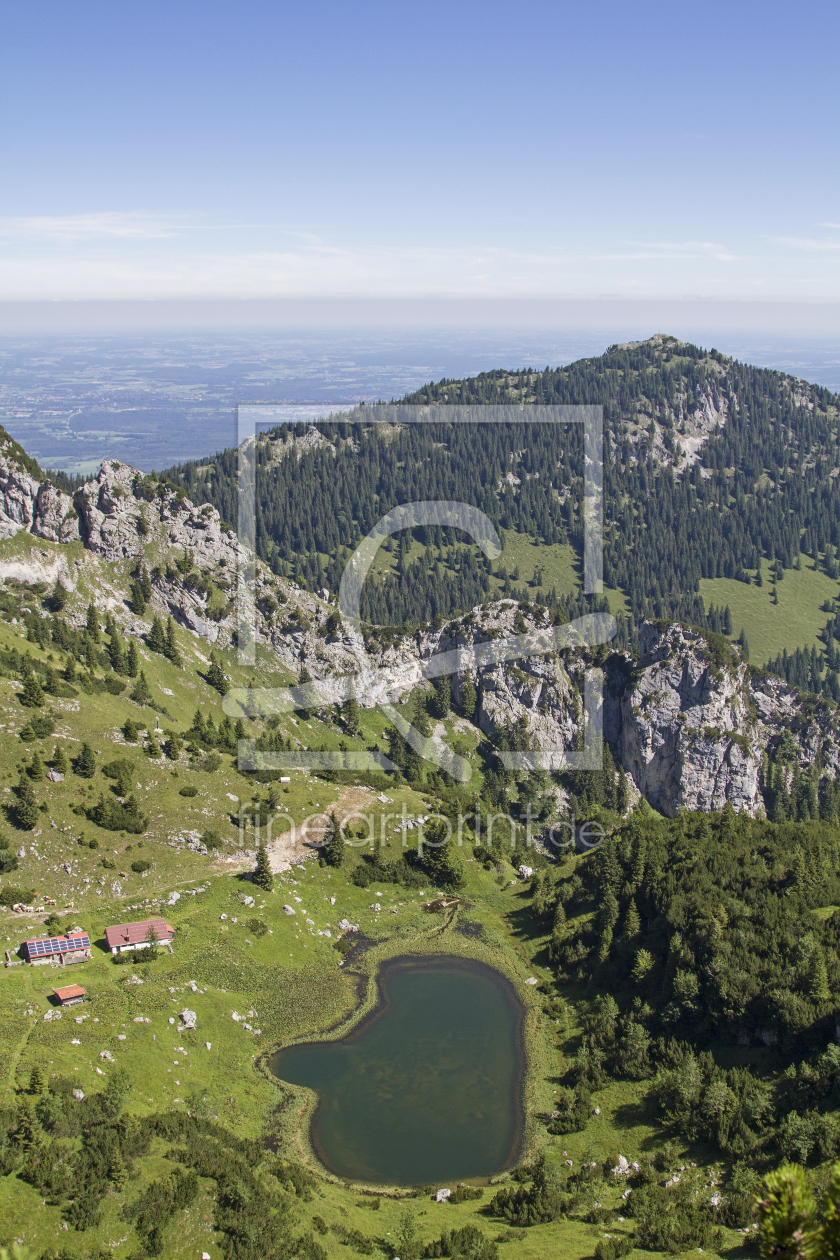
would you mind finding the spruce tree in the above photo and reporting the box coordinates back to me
[617,767,630,815]
[809,947,831,1002]
[129,582,146,615]
[460,669,477,720]
[86,602,101,643]
[597,923,614,963]
[429,674,451,719]
[109,635,127,675]
[130,671,152,704]
[44,666,59,695]
[52,744,69,774]
[28,751,45,782]
[122,718,139,742]
[147,616,167,655]
[632,948,654,983]
[109,1149,128,1190]
[342,689,360,734]
[321,813,345,867]
[20,664,44,709]
[138,565,152,602]
[50,578,68,611]
[126,639,139,678]
[28,1066,43,1096]
[116,762,133,796]
[253,841,274,891]
[206,653,228,695]
[75,743,96,779]
[164,616,181,664]
[420,819,464,889]
[15,773,39,830]
[622,899,641,940]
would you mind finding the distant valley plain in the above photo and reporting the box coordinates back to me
[1,327,839,474]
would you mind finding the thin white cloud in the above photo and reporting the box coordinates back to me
[625,240,738,262]
[0,224,838,301]
[0,212,186,240]
[771,235,840,253]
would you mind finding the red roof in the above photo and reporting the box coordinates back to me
[23,932,91,959]
[104,918,175,948]
[54,984,86,1002]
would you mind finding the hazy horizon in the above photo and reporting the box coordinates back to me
[2,322,838,476]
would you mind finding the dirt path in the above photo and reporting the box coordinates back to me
[266,785,387,874]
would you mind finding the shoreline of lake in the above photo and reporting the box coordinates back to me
[258,914,552,1190]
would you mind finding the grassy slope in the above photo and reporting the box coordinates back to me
[1,855,748,1260]
[700,553,840,664]
[0,530,746,1259]
[368,531,629,617]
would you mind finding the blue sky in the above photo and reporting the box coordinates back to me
[1,0,838,302]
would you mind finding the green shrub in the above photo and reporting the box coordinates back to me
[546,1083,591,1135]
[449,1186,484,1204]
[179,785,198,797]
[0,884,34,905]
[594,1240,633,1260]
[30,713,55,738]
[329,1224,374,1255]
[130,859,150,874]
[87,793,147,834]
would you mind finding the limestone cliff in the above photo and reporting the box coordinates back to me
[0,447,834,820]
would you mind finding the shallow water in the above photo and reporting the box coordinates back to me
[269,954,524,1185]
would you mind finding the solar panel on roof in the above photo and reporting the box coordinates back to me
[24,934,90,957]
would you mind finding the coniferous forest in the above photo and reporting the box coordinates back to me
[163,337,840,690]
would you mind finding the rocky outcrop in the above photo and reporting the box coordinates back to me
[0,447,77,543]
[616,622,760,815]
[33,483,79,543]
[0,443,835,820]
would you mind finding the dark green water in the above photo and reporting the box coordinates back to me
[269,955,524,1185]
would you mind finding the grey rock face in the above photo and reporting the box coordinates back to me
[32,483,79,543]
[0,450,77,542]
[617,622,760,816]
[0,442,833,820]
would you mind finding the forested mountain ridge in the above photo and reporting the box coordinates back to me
[160,335,840,697]
[0,432,836,824]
